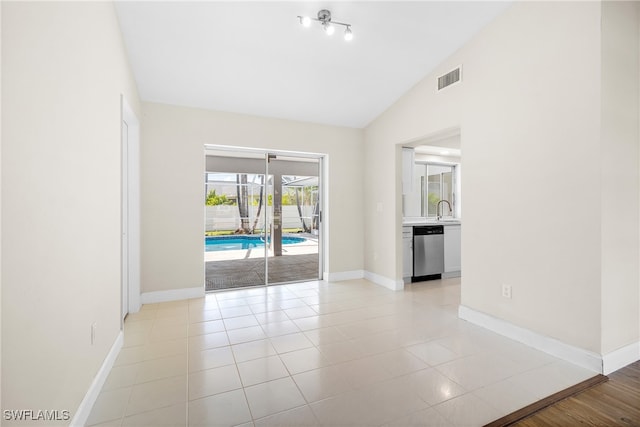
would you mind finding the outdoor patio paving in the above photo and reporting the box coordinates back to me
[205,254,319,291]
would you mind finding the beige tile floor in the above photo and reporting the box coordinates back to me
[87,278,595,427]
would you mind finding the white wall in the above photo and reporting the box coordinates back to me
[2,2,140,422]
[461,1,605,355]
[0,0,3,413]
[600,1,640,355]
[141,102,364,294]
[365,1,635,357]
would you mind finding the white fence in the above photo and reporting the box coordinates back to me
[205,205,316,232]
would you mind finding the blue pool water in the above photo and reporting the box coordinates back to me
[205,235,306,252]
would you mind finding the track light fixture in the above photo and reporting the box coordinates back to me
[297,9,353,41]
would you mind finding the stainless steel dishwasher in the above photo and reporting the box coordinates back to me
[412,225,444,281]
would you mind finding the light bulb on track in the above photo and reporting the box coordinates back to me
[344,26,353,41]
[324,22,335,36]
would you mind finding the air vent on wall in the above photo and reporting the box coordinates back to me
[437,66,462,91]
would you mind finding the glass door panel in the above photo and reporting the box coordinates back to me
[266,155,321,285]
[204,148,269,290]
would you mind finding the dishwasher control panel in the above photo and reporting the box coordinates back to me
[413,226,444,236]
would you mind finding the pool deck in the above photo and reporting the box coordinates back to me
[205,234,319,290]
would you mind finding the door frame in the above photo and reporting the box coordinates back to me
[204,144,327,288]
[121,96,141,322]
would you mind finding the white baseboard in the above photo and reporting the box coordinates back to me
[603,342,640,375]
[364,271,404,291]
[324,270,404,292]
[325,270,364,282]
[141,286,205,304]
[458,305,602,373]
[128,294,142,314]
[70,331,123,427]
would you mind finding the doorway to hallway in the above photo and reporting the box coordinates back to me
[204,146,324,291]
[121,96,141,322]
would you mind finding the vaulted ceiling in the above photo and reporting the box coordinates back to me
[115,1,511,128]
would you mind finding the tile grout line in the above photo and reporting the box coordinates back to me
[226,291,260,425]
[185,300,196,427]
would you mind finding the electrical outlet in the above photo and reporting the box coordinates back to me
[501,284,512,299]
[91,323,97,345]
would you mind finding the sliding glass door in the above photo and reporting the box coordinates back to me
[204,147,322,290]
[266,155,320,285]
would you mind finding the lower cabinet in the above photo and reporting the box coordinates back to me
[402,226,413,280]
[444,225,461,275]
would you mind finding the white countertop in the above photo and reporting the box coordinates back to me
[403,218,462,226]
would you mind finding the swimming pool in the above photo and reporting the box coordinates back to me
[205,235,307,252]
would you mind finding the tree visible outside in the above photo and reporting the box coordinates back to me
[205,189,234,206]
[250,174,264,234]
[283,185,318,233]
[236,174,251,233]
[427,192,441,216]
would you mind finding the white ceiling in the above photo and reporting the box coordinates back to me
[115,1,511,129]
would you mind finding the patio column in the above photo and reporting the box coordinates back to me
[273,173,283,256]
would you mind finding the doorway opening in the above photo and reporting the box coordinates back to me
[204,146,324,291]
[400,127,462,283]
[121,96,141,322]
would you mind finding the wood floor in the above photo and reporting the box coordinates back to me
[507,360,640,426]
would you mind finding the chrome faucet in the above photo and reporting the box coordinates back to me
[436,200,452,220]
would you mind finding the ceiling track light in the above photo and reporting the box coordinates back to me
[297,9,353,41]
